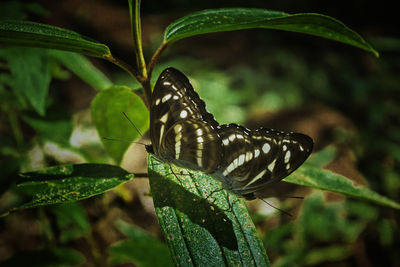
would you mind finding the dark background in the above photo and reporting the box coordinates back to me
[1,0,399,266]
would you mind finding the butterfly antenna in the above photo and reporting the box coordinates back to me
[122,112,144,138]
[260,199,293,217]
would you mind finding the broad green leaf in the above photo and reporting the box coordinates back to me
[0,20,111,58]
[284,164,400,209]
[49,50,112,91]
[148,155,270,267]
[0,47,51,115]
[5,163,133,213]
[298,192,377,244]
[108,220,173,267]
[91,86,149,164]
[21,111,73,145]
[0,246,85,266]
[165,8,378,57]
[306,146,337,168]
[50,202,90,243]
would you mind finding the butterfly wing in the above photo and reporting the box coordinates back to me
[149,67,313,199]
[149,68,221,173]
[212,124,313,199]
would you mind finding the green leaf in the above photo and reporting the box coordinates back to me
[91,86,149,164]
[284,164,400,209]
[0,20,111,58]
[108,220,173,267]
[1,47,51,115]
[148,155,270,267]
[164,8,378,57]
[5,163,133,213]
[49,50,112,91]
[21,111,73,145]
[306,146,337,167]
[50,202,90,243]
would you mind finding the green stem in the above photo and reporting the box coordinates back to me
[104,54,149,108]
[129,0,147,78]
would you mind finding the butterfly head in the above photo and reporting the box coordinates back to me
[145,144,154,154]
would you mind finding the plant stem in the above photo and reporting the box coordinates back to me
[104,54,149,108]
[129,0,147,78]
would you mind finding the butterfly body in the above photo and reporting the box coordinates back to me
[147,68,313,200]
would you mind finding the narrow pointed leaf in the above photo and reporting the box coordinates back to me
[7,163,133,213]
[284,164,400,209]
[0,20,111,58]
[49,50,112,91]
[165,8,378,56]
[148,155,270,267]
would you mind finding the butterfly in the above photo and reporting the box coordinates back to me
[145,67,313,200]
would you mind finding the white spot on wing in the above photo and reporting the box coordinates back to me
[174,124,182,133]
[159,125,165,145]
[284,150,291,163]
[175,141,181,159]
[175,133,182,143]
[245,151,253,162]
[233,158,238,169]
[223,162,235,176]
[197,137,204,143]
[180,110,188,118]
[155,98,161,105]
[228,134,236,141]
[245,169,267,188]
[254,149,260,158]
[268,159,277,172]
[196,150,202,167]
[262,143,271,154]
[238,154,245,166]
[160,113,168,123]
[222,139,229,145]
[162,94,172,103]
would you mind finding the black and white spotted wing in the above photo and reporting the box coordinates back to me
[147,68,221,173]
[213,124,313,200]
[146,67,313,200]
